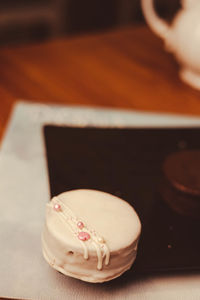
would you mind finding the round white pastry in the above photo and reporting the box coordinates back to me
[42,189,141,283]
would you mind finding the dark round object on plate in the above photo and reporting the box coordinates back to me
[161,150,200,218]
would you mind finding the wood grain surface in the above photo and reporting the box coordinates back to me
[0,25,200,141]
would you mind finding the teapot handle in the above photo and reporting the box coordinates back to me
[141,0,170,40]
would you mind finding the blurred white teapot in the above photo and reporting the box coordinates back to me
[141,0,200,89]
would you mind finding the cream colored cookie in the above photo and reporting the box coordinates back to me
[42,189,141,283]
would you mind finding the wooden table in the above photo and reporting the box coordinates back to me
[1,25,200,140]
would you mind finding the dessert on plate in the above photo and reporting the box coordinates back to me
[161,150,200,218]
[42,189,141,282]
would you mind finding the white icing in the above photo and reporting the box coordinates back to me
[42,189,141,283]
[49,196,110,270]
[92,241,102,270]
[104,244,110,265]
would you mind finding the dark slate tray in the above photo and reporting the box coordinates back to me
[43,125,200,274]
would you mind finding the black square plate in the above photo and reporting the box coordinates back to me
[44,125,200,274]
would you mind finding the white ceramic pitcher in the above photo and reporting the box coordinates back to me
[141,0,200,89]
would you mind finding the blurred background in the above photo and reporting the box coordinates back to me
[0,0,180,46]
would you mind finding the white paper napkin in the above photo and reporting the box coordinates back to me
[1,101,200,300]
